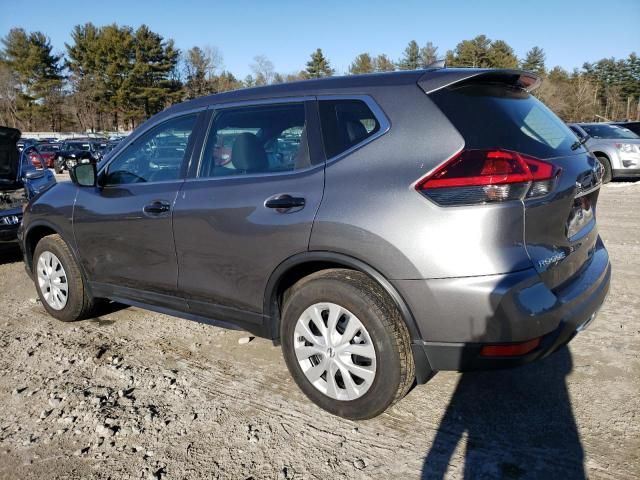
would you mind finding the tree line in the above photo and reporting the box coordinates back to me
[0,24,638,133]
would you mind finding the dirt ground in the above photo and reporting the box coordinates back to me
[0,181,638,480]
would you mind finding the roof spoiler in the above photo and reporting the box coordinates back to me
[418,68,541,94]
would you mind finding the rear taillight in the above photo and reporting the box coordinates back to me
[416,149,560,206]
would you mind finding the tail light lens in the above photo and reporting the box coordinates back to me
[416,149,560,206]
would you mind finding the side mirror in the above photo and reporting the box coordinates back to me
[24,169,45,180]
[70,163,97,187]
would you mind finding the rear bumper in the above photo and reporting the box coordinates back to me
[398,237,610,373]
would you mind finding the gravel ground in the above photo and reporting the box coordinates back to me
[0,181,638,480]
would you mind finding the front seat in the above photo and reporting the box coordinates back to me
[231,133,268,173]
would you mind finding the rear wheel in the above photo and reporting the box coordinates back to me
[280,269,415,420]
[597,156,612,183]
[33,234,96,322]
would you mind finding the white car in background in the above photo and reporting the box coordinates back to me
[568,123,640,183]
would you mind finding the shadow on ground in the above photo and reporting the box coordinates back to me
[0,245,22,265]
[422,347,584,479]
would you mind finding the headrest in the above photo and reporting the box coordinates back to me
[231,133,268,172]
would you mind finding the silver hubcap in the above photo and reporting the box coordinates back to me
[36,251,68,310]
[294,302,377,401]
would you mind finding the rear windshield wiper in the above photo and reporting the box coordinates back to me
[571,134,591,151]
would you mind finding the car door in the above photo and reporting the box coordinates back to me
[20,145,56,196]
[172,99,325,330]
[73,111,203,307]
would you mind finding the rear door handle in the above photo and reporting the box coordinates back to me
[143,200,171,216]
[265,195,306,210]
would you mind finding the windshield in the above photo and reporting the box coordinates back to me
[430,83,582,158]
[580,124,640,140]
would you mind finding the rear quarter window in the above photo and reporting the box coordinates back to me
[318,99,381,159]
[430,84,579,159]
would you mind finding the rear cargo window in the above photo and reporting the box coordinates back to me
[319,100,380,159]
[430,84,580,158]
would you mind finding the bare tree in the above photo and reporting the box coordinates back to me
[566,75,598,122]
[250,55,275,85]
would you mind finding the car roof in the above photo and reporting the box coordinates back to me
[166,68,536,114]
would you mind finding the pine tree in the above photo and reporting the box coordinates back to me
[349,53,374,75]
[1,28,63,130]
[128,25,181,119]
[521,46,546,75]
[305,48,334,78]
[373,54,395,72]
[420,42,439,67]
[184,46,212,98]
[398,40,421,70]
[448,35,491,67]
[486,40,518,69]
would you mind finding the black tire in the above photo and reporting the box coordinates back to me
[33,234,96,322]
[280,269,415,420]
[597,156,612,183]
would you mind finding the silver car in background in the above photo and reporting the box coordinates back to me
[568,123,640,182]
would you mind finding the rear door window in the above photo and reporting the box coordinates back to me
[318,100,381,159]
[430,84,580,158]
[199,102,309,177]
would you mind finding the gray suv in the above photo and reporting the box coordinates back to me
[19,68,611,419]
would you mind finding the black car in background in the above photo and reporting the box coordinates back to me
[53,138,108,173]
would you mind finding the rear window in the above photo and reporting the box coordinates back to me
[580,124,639,140]
[38,144,60,152]
[319,100,380,159]
[430,84,580,158]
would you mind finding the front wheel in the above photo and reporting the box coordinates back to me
[280,269,415,420]
[33,234,97,322]
[597,156,612,184]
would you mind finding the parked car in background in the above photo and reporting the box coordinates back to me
[568,123,640,182]
[17,138,37,152]
[612,121,640,136]
[101,138,124,158]
[1,127,56,245]
[20,69,610,419]
[32,143,61,168]
[53,138,107,173]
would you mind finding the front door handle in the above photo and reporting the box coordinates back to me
[265,195,306,210]
[143,200,171,216]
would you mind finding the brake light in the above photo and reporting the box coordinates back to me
[416,149,560,206]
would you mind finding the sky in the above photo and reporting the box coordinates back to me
[1,0,638,78]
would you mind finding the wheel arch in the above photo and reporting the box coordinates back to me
[264,251,424,343]
[23,221,90,298]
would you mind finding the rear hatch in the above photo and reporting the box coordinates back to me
[422,71,602,289]
[0,126,21,189]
